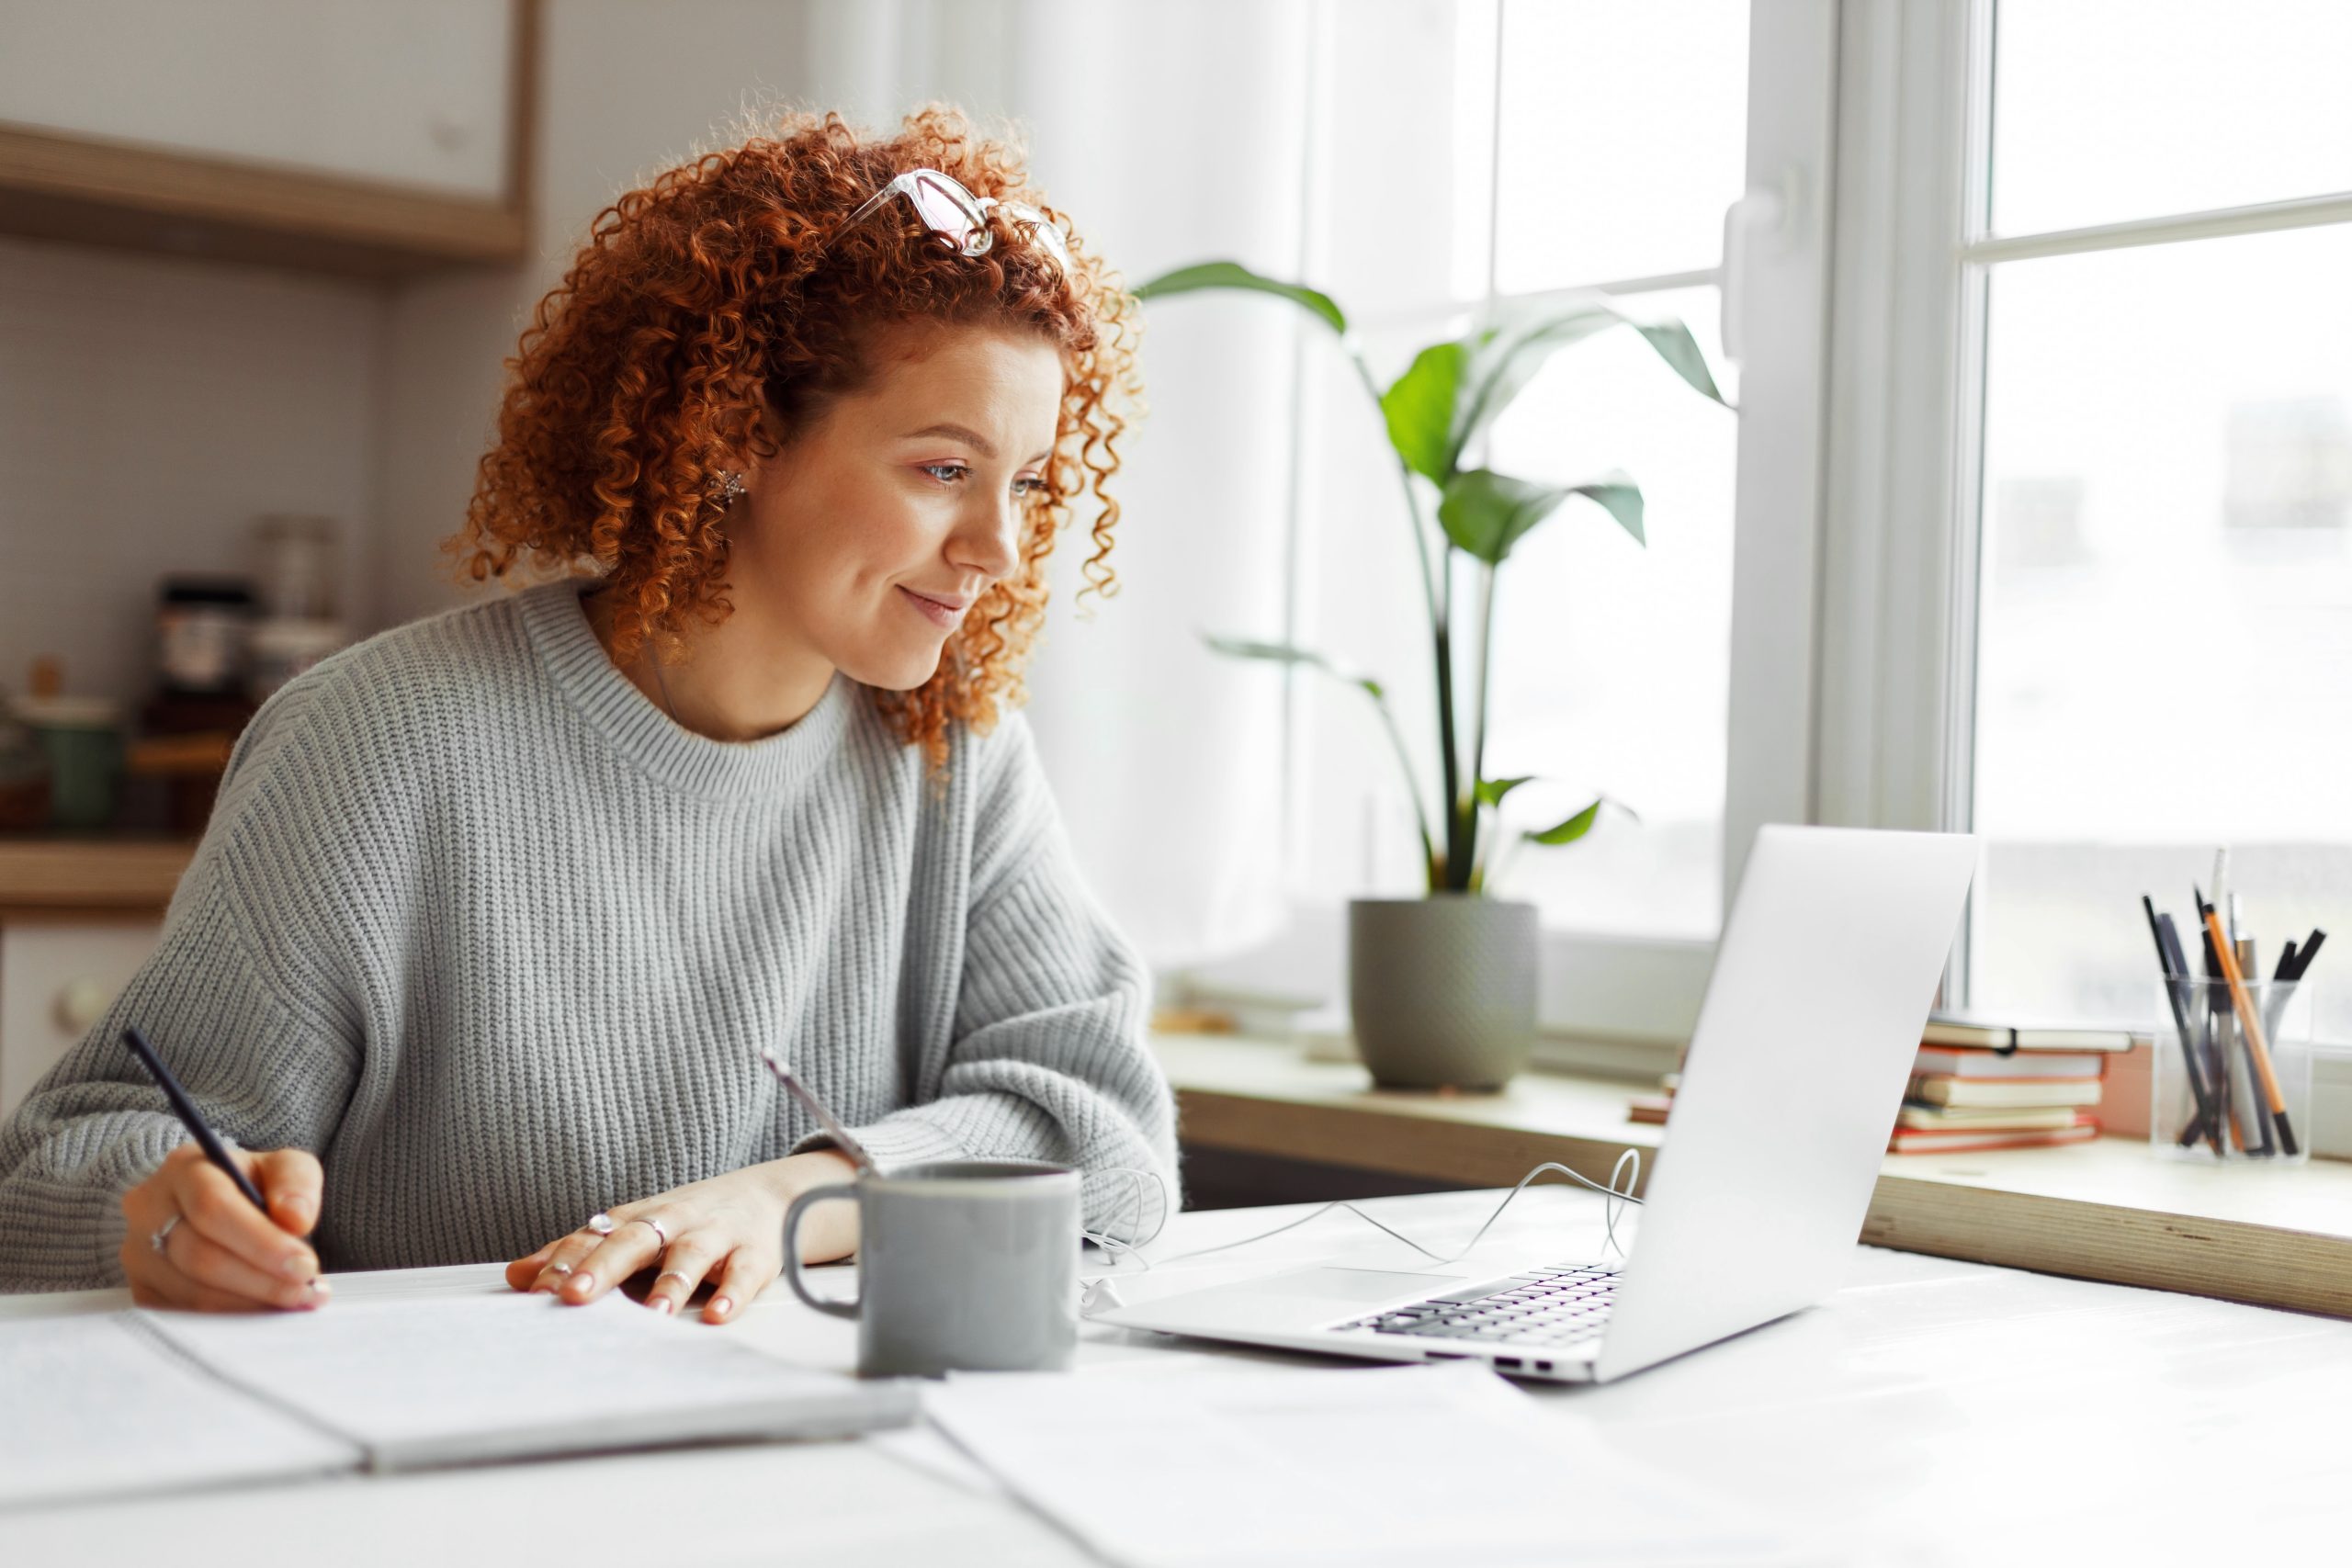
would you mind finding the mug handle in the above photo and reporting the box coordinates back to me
[782,1183,862,1319]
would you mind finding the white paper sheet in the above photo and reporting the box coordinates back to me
[922,1359,1788,1567]
[139,1291,912,1470]
[0,1313,357,1509]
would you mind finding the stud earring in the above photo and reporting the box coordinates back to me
[711,468,747,505]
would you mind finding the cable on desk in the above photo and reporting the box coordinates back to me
[1079,1151,1645,1275]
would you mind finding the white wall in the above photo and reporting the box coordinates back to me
[371,0,817,630]
[0,238,384,710]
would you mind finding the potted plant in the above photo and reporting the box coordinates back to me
[1134,261,1726,1089]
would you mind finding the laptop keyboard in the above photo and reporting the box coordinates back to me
[1335,1262,1620,1347]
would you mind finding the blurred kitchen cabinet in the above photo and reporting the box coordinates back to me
[0,916,163,1122]
[0,839,190,1121]
[0,0,537,276]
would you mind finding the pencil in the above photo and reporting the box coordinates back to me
[2235,935,2277,1154]
[2292,930,2326,980]
[2143,897,2218,1150]
[2201,902,2300,1157]
[120,1025,269,1212]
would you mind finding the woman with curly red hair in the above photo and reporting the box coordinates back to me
[0,106,1178,1323]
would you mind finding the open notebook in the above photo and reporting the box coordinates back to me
[1,1292,913,1509]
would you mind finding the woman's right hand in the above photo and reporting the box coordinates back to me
[119,1143,330,1311]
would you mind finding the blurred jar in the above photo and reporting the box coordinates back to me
[17,661,121,830]
[254,514,338,620]
[156,577,255,694]
[0,702,50,832]
[248,616,347,701]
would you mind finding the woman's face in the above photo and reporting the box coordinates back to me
[732,321,1066,693]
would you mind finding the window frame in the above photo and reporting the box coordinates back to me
[1813,0,1982,853]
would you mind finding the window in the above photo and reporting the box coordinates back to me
[1481,287,1738,941]
[1972,227,2352,1024]
[1970,5,2352,1026]
[1818,1,2352,1042]
[1182,1,2348,1070]
[1295,0,1753,944]
[1176,0,1836,1051]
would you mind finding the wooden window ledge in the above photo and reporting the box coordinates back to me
[1157,1032,2352,1318]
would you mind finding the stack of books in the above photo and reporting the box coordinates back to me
[1892,1016,2133,1154]
[1625,1015,2135,1152]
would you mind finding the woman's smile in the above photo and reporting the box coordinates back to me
[897,583,969,629]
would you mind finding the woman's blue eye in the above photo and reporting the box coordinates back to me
[922,463,1047,499]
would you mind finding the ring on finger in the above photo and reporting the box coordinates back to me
[632,1215,669,1248]
[537,1242,594,1288]
[655,1269,691,1288]
[149,1212,182,1255]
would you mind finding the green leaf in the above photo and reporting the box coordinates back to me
[1525,798,1603,846]
[1453,308,1623,464]
[1438,469,1646,563]
[1567,473,1645,547]
[1447,303,1725,477]
[1438,470,1565,565]
[1475,775,1534,808]
[1204,629,1438,869]
[1630,320,1724,405]
[1379,341,1465,482]
[1133,261,1347,336]
[1201,633,1383,699]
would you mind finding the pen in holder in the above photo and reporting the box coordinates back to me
[2152,976,2312,1165]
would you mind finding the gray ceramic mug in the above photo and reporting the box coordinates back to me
[782,1158,1080,1378]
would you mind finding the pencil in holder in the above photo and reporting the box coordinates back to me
[2152,977,2312,1164]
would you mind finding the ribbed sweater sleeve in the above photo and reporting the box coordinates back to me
[793,714,1182,1242]
[0,693,363,1290]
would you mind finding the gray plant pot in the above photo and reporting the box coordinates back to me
[1348,896,1539,1090]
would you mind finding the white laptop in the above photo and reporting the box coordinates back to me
[1100,824,1979,1384]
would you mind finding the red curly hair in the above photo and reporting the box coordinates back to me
[449,104,1143,763]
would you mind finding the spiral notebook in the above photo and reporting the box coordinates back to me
[1,1292,912,1510]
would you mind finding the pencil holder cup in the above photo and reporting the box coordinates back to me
[2152,978,2312,1165]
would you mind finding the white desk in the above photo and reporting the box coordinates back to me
[9,1186,2352,1564]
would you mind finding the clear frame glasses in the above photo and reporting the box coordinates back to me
[840,166,1071,275]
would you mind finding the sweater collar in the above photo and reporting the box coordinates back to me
[517,578,858,800]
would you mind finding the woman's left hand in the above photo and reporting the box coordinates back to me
[503,1150,861,1325]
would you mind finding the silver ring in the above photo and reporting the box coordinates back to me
[632,1215,669,1247]
[149,1213,181,1255]
[548,1261,574,1277]
[586,1213,616,1235]
[655,1269,690,1287]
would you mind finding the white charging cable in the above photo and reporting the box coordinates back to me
[1077,1151,1645,1280]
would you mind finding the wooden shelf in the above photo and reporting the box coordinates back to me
[0,123,525,277]
[1159,1032,2352,1318]
[0,838,194,913]
[0,0,537,279]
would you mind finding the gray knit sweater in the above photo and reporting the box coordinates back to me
[0,580,1178,1291]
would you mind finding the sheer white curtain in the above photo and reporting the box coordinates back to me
[798,0,1317,967]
